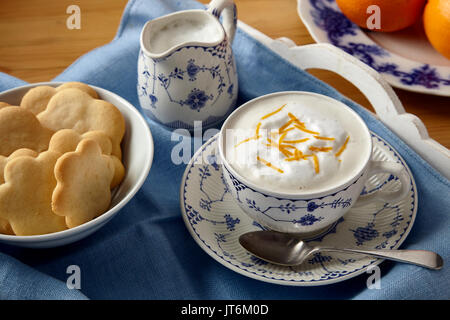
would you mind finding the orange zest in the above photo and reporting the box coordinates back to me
[255,122,262,136]
[314,136,335,141]
[261,104,286,120]
[235,135,260,147]
[279,148,293,158]
[309,146,333,152]
[294,124,320,135]
[257,156,284,173]
[280,127,295,134]
[312,154,320,173]
[239,104,346,176]
[265,138,293,158]
[280,144,297,149]
[234,122,262,148]
[278,119,295,133]
[283,138,309,144]
[278,131,288,146]
[284,149,311,162]
[287,112,305,127]
[335,136,350,157]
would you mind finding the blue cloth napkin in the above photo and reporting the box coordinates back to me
[0,0,448,300]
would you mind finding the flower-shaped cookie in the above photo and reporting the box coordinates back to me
[0,151,67,235]
[37,88,125,159]
[0,218,13,235]
[20,82,99,115]
[0,102,11,109]
[0,106,54,156]
[52,139,115,228]
[0,148,38,235]
[0,148,39,184]
[49,129,125,188]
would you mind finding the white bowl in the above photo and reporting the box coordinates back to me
[0,82,154,248]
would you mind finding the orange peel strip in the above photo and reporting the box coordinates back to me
[284,149,311,162]
[283,138,309,144]
[314,135,335,141]
[255,122,262,136]
[312,154,320,174]
[279,146,293,157]
[257,156,284,173]
[287,112,305,127]
[260,104,286,120]
[335,136,350,157]
[280,144,297,149]
[266,138,293,158]
[294,124,320,135]
[279,127,295,134]
[278,119,295,134]
[235,122,263,148]
[309,146,333,152]
[278,131,288,146]
[235,135,260,148]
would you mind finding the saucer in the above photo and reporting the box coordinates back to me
[180,132,417,286]
[297,0,450,96]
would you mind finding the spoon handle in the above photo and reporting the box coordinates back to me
[317,247,443,270]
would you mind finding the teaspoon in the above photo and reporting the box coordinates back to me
[239,231,443,270]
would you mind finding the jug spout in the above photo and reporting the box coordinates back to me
[140,10,226,59]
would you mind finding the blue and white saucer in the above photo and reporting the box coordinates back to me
[180,132,417,286]
[298,0,450,96]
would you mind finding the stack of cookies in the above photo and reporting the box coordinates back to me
[0,82,125,236]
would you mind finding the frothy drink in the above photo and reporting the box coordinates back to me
[223,93,371,194]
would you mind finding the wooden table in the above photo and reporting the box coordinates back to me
[1,0,449,148]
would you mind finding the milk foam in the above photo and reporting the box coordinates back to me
[149,18,222,54]
[224,94,371,194]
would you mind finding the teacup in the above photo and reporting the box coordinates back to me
[218,91,410,233]
[137,0,238,130]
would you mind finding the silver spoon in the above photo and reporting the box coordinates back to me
[239,231,443,270]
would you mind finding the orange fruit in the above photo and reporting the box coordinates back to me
[336,0,426,32]
[423,0,450,60]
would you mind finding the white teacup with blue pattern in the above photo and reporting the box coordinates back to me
[218,91,410,233]
[138,0,238,130]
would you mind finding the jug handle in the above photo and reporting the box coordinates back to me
[207,0,237,44]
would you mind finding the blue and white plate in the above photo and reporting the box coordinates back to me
[180,133,417,286]
[298,0,450,96]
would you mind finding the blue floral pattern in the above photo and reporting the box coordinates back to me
[223,165,359,231]
[184,88,212,111]
[350,202,405,248]
[308,0,450,91]
[138,34,238,129]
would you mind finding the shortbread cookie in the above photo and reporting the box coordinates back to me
[52,139,115,228]
[0,106,54,156]
[0,218,14,235]
[0,102,11,109]
[20,82,99,115]
[0,149,38,235]
[0,151,67,235]
[49,129,112,155]
[37,88,125,159]
[49,129,125,188]
[0,148,39,184]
